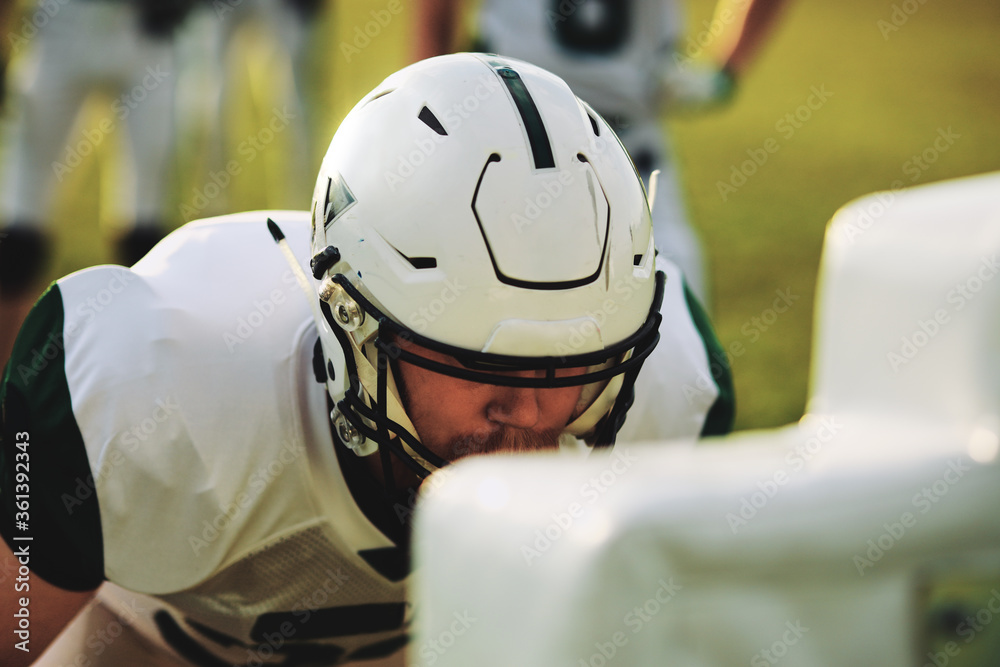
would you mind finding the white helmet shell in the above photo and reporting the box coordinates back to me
[309,54,661,479]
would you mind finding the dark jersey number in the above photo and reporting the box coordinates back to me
[156,605,406,666]
[156,611,346,667]
[550,0,632,55]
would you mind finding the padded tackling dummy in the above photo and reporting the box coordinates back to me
[410,172,1000,666]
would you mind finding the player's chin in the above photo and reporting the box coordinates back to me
[448,426,563,458]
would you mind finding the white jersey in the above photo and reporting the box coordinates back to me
[478,0,683,121]
[2,212,409,664]
[0,211,730,665]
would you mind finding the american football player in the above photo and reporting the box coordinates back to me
[175,0,328,215]
[0,54,732,666]
[416,0,788,306]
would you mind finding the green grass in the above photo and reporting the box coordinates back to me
[35,0,1000,431]
[670,0,1000,428]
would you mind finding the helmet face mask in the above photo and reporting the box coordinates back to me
[319,270,663,492]
[309,53,664,492]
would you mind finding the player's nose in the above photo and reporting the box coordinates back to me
[486,376,542,429]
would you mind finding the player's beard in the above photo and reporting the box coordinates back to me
[448,425,563,459]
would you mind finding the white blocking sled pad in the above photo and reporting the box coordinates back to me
[411,172,1000,666]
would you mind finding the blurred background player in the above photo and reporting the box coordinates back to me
[0,0,197,361]
[0,0,197,279]
[174,0,328,217]
[415,0,787,306]
[0,0,330,366]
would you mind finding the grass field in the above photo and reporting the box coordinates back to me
[26,0,1000,431]
[673,0,1000,429]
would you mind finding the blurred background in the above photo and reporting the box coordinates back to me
[1,0,998,431]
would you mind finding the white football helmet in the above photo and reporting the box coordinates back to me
[308,53,663,490]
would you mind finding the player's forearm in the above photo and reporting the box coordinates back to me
[414,0,460,60]
[0,540,96,666]
[717,0,788,76]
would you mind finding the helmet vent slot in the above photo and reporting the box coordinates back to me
[418,106,448,136]
[364,88,395,106]
[406,256,438,269]
[389,240,438,270]
[587,113,601,136]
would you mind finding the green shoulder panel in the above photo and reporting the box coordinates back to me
[682,283,736,437]
[0,284,104,591]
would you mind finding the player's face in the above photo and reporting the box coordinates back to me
[394,339,586,462]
